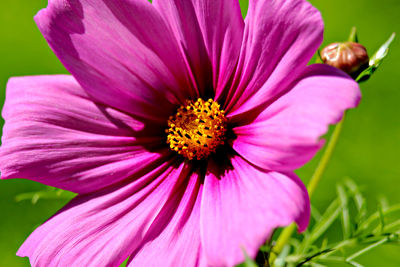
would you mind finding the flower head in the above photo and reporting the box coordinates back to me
[0,0,360,266]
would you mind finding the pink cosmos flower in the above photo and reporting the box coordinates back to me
[0,0,360,266]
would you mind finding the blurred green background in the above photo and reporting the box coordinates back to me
[0,0,399,266]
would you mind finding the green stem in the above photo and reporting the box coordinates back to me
[269,115,346,266]
[307,115,345,197]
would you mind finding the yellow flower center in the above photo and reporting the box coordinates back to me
[166,98,227,160]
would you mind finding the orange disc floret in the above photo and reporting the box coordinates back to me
[166,98,227,160]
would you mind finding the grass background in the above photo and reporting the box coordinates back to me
[0,0,399,266]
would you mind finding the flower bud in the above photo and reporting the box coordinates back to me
[321,42,369,77]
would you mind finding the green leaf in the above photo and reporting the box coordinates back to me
[118,258,129,267]
[348,27,359,43]
[337,184,351,239]
[378,196,390,211]
[343,179,364,211]
[274,245,291,267]
[15,188,76,204]
[356,203,400,235]
[377,202,386,234]
[299,199,341,253]
[346,237,389,261]
[347,261,364,267]
[311,204,322,222]
[315,49,323,63]
[310,263,327,267]
[236,249,258,267]
[381,219,400,233]
[344,178,367,227]
[272,180,400,267]
[318,256,347,263]
[356,33,396,82]
[320,237,329,251]
[242,256,258,267]
[370,33,396,66]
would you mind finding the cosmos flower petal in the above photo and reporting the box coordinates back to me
[201,155,310,266]
[224,0,323,119]
[233,64,361,171]
[0,75,168,194]
[128,169,207,267]
[35,0,196,123]
[153,0,244,98]
[17,160,193,267]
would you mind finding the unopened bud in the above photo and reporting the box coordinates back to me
[321,42,369,77]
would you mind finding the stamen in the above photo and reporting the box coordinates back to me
[166,98,227,160]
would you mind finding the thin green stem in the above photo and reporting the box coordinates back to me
[269,115,346,266]
[308,115,345,197]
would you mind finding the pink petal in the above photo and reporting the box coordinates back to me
[17,160,193,267]
[153,0,244,98]
[35,0,196,123]
[224,0,323,120]
[233,64,361,171]
[201,155,310,266]
[128,169,207,267]
[0,75,168,194]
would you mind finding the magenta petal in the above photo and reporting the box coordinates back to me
[35,0,196,122]
[128,169,207,267]
[201,156,310,266]
[17,160,192,267]
[0,75,167,194]
[153,0,244,98]
[233,64,361,171]
[225,0,323,118]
